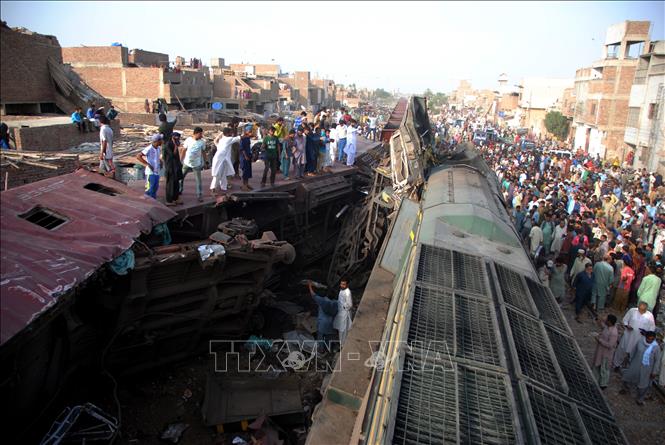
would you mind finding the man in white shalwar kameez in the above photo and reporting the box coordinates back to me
[550,219,567,258]
[344,121,358,166]
[529,222,543,258]
[333,279,353,345]
[211,128,240,194]
[620,330,661,405]
[613,301,655,369]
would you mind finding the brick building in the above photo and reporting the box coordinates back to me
[624,40,664,173]
[1,153,79,189]
[450,80,474,108]
[494,73,521,125]
[129,49,169,68]
[571,20,651,160]
[517,77,573,137]
[62,45,212,113]
[558,87,577,142]
[0,24,62,114]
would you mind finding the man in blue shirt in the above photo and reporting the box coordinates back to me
[572,263,594,322]
[71,107,89,133]
[86,104,96,120]
[293,111,307,131]
[613,185,622,200]
[307,281,338,353]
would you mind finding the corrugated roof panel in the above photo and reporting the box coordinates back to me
[0,170,176,345]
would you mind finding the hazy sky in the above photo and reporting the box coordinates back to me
[1,1,663,93]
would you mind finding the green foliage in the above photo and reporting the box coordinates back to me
[423,89,448,110]
[373,88,393,100]
[544,111,569,140]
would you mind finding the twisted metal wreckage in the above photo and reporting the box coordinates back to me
[0,111,400,442]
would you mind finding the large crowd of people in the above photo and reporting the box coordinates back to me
[131,107,383,205]
[431,107,664,405]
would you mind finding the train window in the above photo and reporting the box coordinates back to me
[19,206,68,230]
[84,182,123,196]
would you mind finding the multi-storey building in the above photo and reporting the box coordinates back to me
[624,40,664,173]
[61,45,212,112]
[571,20,651,160]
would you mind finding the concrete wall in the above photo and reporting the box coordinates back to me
[1,155,79,189]
[62,46,128,67]
[521,108,548,137]
[165,70,212,101]
[518,78,573,109]
[0,26,62,106]
[212,74,229,98]
[13,120,120,151]
[626,50,665,172]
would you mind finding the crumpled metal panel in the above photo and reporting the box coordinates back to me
[389,97,430,196]
[1,169,176,345]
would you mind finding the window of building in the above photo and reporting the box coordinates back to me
[648,103,658,120]
[590,102,597,116]
[627,107,641,127]
[606,44,620,59]
[84,182,122,196]
[19,206,68,230]
[625,41,645,59]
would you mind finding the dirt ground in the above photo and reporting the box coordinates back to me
[560,302,665,445]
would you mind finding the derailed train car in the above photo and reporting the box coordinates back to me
[0,171,295,442]
[308,98,627,444]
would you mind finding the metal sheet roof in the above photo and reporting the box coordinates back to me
[1,169,176,345]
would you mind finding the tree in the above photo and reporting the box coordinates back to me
[544,111,569,140]
[373,88,393,100]
[423,89,448,110]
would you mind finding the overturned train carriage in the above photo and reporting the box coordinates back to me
[0,171,295,441]
[307,98,627,445]
[367,147,626,444]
